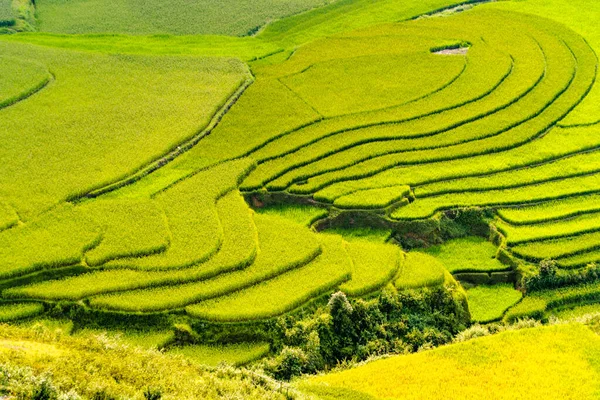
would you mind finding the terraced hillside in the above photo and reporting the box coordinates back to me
[1,0,600,375]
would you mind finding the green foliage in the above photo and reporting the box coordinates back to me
[255,204,328,227]
[512,231,600,261]
[466,284,522,323]
[0,41,248,219]
[35,0,332,36]
[421,237,508,273]
[498,194,600,225]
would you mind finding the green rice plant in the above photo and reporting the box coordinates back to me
[466,284,522,323]
[421,237,508,273]
[280,51,467,118]
[82,199,170,266]
[0,204,101,280]
[333,186,411,209]
[558,251,600,269]
[339,240,401,296]
[169,342,270,367]
[498,194,600,225]
[496,212,600,245]
[0,40,249,220]
[35,0,331,36]
[255,204,328,227]
[5,190,258,301]
[247,9,583,191]
[0,200,18,231]
[484,0,600,127]
[511,231,600,261]
[88,213,321,312]
[303,324,600,399]
[0,33,282,61]
[394,252,446,289]
[505,281,600,322]
[185,234,351,322]
[165,79,321,174]
[0,302,43,322]
[551,303,600,320]
[0,56,51,109]
[312,124,600,203]
[286,30,596,196]
[418,150,600,198]
[392,169,600,221]
[104,159,255,270]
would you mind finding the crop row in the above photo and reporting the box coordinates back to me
[88,213,321,312]
[4,189,259,301]
[0,302,43,322]
[184,234,351,322]
[0,56,52,110]
[312,123,600,203]
[497,193,600,225]
[394,252,446,289]
[504,281,600,322]
[511,231,600,262]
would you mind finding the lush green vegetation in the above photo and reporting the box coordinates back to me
[169,342,270,367]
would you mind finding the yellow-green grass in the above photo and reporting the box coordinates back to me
[88,213,321,312]
[498,193,600,225]
[422,237,508,273]
[255,204,328,227]
[484,0,600,127]
[312,124,600,203]
[0,303,43,322]
[417,149,600,198]
[169,342,270,367]
[0,56,51,109]
[3,190,258,301]
[496,212,600,245]
[394,252,446,289]
[104,159,255,270]
[340,241,401,296]
[74,328,174,350]
[0,324,287,399]
[333,186,411,209]
[35,0,331,36]
[466,284,522,323]
[0,41,249,220]
[0,204,101,280]
[504,281,600,322]
[301,324,600,400]
[248,9,586,191]
[286,33,595,197]
[0,33,284,61]
[260,0,467,47]
[185,234,351,322]
[511,231,600,262]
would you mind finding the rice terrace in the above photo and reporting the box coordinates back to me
[2,0,600,398]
